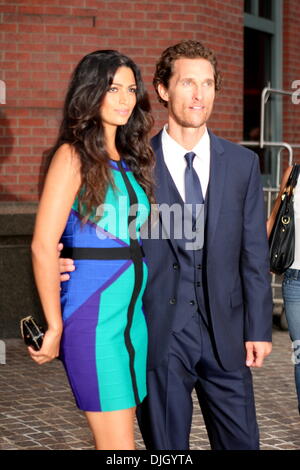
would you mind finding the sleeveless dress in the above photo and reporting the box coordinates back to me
[59,159,149,412]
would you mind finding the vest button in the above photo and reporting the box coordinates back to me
[189,300,195,305]
[196,282,201,287]
[173,263,179,270]
[169,298,176,305]
[197,264,202,269]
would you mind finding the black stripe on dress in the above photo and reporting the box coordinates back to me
[117,160,144,406]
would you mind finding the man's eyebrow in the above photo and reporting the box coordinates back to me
[176,76,194,84]
[178,77,214,82]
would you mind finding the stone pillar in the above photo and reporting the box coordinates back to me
[0,202,45,339]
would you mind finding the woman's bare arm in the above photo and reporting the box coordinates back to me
[30,144,81,363]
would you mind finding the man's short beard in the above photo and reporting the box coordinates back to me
[169,107,210,129]
[172,115,207,129]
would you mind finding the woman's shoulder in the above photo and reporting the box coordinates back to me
[45,143,82,194]
[52,143,81,172]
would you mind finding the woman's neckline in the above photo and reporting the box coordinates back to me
[108,158,129,171]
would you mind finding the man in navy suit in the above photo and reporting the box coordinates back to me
[59,40,272,450]
[137,40,272,450]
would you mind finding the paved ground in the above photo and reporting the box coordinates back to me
[0,326,299,450]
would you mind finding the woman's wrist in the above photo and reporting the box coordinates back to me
[47,324,63,335]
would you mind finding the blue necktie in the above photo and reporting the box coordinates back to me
[184,152,204,212]
[184,152,204,248]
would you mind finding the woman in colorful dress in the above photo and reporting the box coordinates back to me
[29,50,155,449]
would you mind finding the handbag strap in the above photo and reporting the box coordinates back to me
[286,164,300,190]
[283,164,300,202]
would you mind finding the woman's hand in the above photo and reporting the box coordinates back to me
[28,327,62,365]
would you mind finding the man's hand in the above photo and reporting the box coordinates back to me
[58,242,75,281]
[245,341,272,368]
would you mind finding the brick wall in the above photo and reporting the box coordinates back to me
[283,0,300,164]
[0,0,244,201]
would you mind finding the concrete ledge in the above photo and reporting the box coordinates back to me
[0,202,45,338]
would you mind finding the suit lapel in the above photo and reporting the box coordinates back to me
[152,131,171,206]
[206,130,227,251]
[151,131,179,259]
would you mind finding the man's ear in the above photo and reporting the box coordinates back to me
[157,83,169,103]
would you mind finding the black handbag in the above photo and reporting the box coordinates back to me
[269,164,300,275]
[20,315,45,351]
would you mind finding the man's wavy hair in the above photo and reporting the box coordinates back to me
[43,50,155,223]
[153,40,222,107]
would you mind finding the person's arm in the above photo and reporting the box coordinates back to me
[240,153,273,367]
[30,144,81,364]
[266,165,293,238]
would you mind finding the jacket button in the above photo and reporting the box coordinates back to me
[173,263,179,270]
[169,298,176,305]
[189,300,195,305]
[197,264,202,269]
[196,281,201,287]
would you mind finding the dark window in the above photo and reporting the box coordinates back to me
[244,27,272,173]
[244,0,252,14]
[259,0,272,19]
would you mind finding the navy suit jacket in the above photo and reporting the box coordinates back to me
[142,129,273,371]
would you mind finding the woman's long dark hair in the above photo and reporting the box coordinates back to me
[44,50,155,222]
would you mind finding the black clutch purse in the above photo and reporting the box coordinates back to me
[20,315,45,351]
[269,164,300,275]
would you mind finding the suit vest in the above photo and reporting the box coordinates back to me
[165,167,210,326]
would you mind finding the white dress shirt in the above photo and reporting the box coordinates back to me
[161,124,210,202]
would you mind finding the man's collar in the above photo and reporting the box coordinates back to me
[162,124,210,158]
